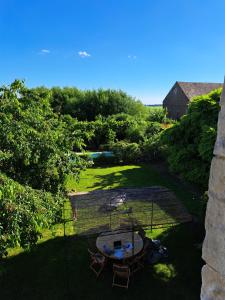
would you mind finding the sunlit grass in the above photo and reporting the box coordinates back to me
[153,263,177,282]
[65,165,142,192]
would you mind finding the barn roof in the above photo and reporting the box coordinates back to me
[177,81,223,100]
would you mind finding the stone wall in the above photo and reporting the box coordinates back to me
[201,78,225,299]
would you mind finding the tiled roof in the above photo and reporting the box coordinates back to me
[177,81,223,100]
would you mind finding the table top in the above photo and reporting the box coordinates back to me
[96,230,143,260]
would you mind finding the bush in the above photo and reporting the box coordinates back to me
[141,134,162,162]
[161,88,222,187]
[147,107,167,123]
[125,121,147,143]
[93,154,117,166]
[111,141,141,163]
[145,122,163,137]
[0,173,65,257]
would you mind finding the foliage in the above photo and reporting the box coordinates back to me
[0,173,65,257]
[141,133,162,162]
[111,141,141,163]
[161,88,222,187]
[145,122,163,137]
[0,80,87,192]
[73,115,165,151]
[92,153,116,166]
[0,80,90,256]
[147,106,166,122]
[33,87,147,121]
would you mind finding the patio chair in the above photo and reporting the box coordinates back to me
[112,264,130,289]
[138,227,146,240]
[129,251,146,274]
[88,249,106,277]
[87,237,98,252]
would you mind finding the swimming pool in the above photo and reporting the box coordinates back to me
[89,151,113,158]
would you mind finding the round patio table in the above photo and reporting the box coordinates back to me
[96,230,143,260]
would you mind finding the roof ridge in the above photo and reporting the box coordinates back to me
[176,81,223,100]
[177,81,223,85]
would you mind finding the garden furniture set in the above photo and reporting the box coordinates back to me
[88,228,153,289]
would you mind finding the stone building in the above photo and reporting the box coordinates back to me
[163,81,223,119]
[201,78,225,299]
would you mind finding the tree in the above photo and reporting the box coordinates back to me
[0,173,65,257]
[0,80,86,193]
[43,87,147,120]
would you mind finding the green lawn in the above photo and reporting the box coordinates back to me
[1,164,204,300]
[66,164,202,216]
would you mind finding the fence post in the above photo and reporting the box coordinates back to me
[151,198,154,232]
[63,200,66,237]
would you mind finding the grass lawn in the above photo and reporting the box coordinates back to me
[66,164,202,216]
[1,164,204,300]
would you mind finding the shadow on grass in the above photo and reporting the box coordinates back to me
[0,224,203,300]
[84,164,203,216]
[85,165,155,190]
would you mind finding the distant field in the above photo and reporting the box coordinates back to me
[145,105,163,110]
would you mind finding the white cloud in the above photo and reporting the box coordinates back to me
[128,55,137,60]
[78,51,91,58]
[40,49,50,54]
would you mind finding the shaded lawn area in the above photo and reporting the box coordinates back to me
[1,225,202,300]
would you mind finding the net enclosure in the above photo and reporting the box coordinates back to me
[68,186,192,236]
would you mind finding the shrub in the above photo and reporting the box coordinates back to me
[93,154,117,166]
[147,107,167,123]
[141,134,162,161]
[0,173,65,257]
[145,122,163,137]
[111,141,141,163]
[161,88,222,187]
[125,121,147,143]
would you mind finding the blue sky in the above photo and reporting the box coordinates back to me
[1,0,225,104]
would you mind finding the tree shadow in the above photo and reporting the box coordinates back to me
[0,224,203,300]
[82,164,203,217]
[86,165,157,190]
[70,187,192,235]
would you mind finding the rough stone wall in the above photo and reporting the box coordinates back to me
[201,78,225,300]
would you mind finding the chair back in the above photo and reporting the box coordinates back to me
[113,264,130,278]
[143,239,150,251]
[138,227,146,239]
[88,248,95,257]
[135,251,146,261]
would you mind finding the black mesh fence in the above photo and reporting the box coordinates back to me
[64,187,192,237]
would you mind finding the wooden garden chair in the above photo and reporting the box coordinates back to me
[129,251,146,274]
[112,264,130,289]
[88,249,106,277]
